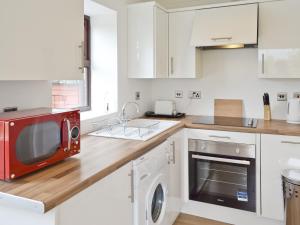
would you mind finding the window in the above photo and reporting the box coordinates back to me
[52,16,91,111]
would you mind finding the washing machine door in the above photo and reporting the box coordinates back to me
[146,173,168,225]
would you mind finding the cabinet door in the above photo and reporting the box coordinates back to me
[169,11,201,78]
[190,4,257,47]
[0,0,84,80]
[261,134,300,221]
[167,130,184,224]
[154,6,169,78]
[57,162,133,225]
[128,2,154,78]
[258,0,300,78]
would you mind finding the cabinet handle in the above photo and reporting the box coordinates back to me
[171,57,174,75]
[209,135,231,140]
[78,41,84,73]
[262,53,265,74]
[128,170,134,203]
[171,141,176,164]
[211,37,232,41]
[281,141,300,145]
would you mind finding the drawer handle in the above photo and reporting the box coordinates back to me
[281,141,300,145]
[209,135,231,140]
[211,37,232,41]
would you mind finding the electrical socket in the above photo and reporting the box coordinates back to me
[135,91,141,101]
[175,90,183,98]
[189,91,201,99]
[293,92,300,99]
[277,92,287,101]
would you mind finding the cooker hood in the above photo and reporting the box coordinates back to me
[190,4,258,49]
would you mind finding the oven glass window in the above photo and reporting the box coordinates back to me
[16,121,60,164]
[189,153,256,212]
[151,184,164,223]
[191,160,247,199]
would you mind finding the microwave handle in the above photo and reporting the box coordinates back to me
[63,118,72,152]
[192,154,250,166]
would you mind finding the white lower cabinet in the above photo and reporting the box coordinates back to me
[57,162,133,225]
[167,130,184,224]
[261,134,300,221]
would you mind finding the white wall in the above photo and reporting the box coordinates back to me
[0,81,51,111]
[151,49,300,120]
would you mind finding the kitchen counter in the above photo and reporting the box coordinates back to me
[184,116,300,136]
[0,116,299,213]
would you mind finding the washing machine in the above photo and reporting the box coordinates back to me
[133,141,170,225]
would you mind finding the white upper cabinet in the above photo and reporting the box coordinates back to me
[169,11,201,78]
[258,0,300,78]
[0,0,84,80]
[128,2,168,78]
[190,4,258,48]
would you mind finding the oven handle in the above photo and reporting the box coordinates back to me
[64,118,72,151]
[192,154,250,165]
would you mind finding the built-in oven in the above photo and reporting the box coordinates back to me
[188,139,256,212]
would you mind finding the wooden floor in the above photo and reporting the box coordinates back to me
[174,213,231,225]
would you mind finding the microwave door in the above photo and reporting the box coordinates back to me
[16,121,61,165]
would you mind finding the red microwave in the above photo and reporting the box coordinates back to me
[0,108,80,181]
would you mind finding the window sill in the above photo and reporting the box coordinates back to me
[80,110,118,135]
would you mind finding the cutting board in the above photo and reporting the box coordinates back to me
[214,99,243,118]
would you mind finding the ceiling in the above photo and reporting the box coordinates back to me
[127,0,241,9]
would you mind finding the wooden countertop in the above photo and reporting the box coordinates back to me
[0,121,184,213]
[183,116,300,136]
[0,116,299,213]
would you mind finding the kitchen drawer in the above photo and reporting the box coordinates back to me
[186,129,256,145]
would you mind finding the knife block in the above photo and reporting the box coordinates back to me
[264,105,271,121]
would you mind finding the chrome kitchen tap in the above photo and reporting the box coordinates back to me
[120,101,140,123]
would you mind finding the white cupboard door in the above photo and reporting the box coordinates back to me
[261,134,300,221]
[258,0,300,78]
[191,4,258,47]
[168,130,184,224]
[169,11,201,78]
[128,3,154,78]
[154,6,169,78]
[0,0,84,80]
[57,162,133,225]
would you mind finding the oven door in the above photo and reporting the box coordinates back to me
[189,151,256,212]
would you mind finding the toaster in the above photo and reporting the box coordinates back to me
[154,100,176,116]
